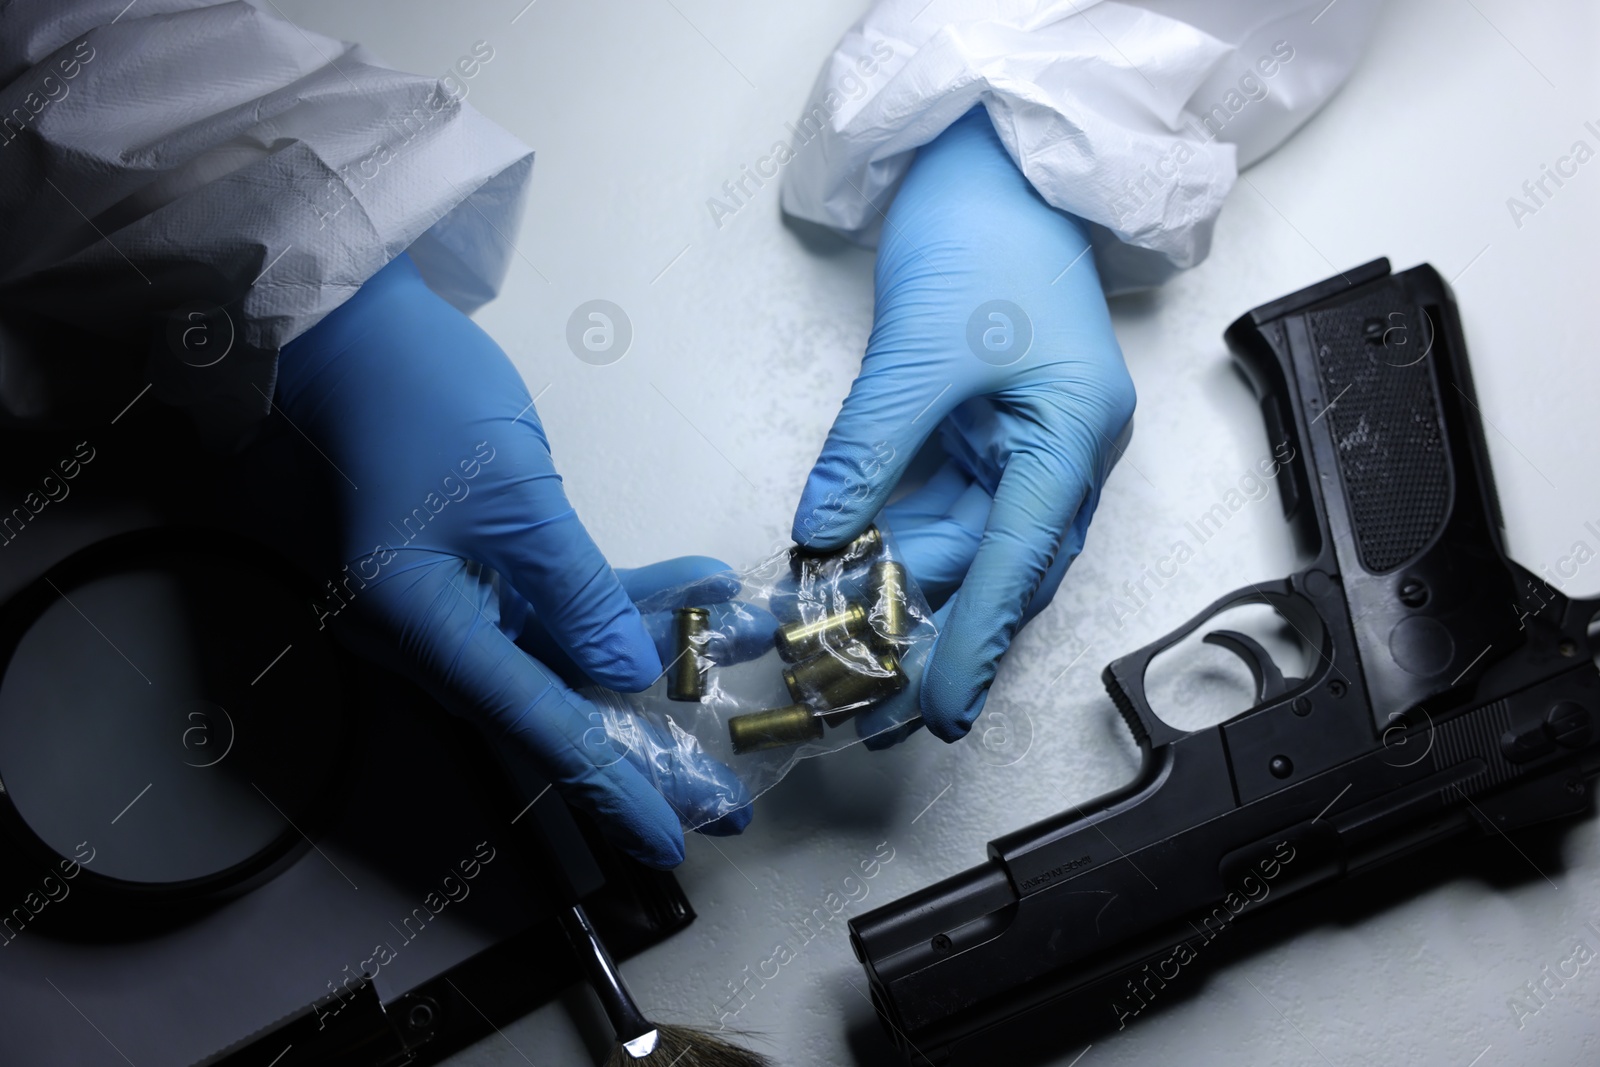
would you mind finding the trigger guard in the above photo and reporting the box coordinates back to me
[1101,581,1329,750]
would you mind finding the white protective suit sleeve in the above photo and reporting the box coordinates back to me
[779,0,1387,294]
[0,0,533,437]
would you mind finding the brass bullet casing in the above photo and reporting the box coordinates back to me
[782,646,908,727]
[867,560,911,645]
[668,607,710,701]
[774,603,868,663]
[788,524,884,580]
[728,704,824,754]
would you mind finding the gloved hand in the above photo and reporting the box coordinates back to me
[271,252,750,868]
[794,107,1136,744]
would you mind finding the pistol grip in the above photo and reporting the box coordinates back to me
[1227,259,1527,732]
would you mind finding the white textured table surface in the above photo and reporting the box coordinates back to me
[272,2,1600,1064]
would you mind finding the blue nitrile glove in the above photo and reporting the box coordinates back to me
[274,253,750,867]
[881,460,992,610]
[794,107,1136,744]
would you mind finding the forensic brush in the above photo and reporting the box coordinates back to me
[559,897,771,1067]
[498,759,772,1067]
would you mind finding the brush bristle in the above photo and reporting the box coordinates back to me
[605,1022,773,1067]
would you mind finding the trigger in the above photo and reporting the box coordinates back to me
[1202,630,1296,704]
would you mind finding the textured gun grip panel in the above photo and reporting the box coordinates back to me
[1102,666,1150,746]
[1308,292,1451,573]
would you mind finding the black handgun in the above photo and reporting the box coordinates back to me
[850,260,1600,1064]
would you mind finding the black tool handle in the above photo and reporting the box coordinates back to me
[489,755,655,1047]
[558,901,654,1043]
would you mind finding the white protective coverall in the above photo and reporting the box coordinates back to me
[781,0,1387,292]
[0,0,531,433]
[0,0,1383,431]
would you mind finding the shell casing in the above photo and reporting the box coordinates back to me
[728,704,824,754]
[788,525,884,579]
[667,607,710,701]
[782,646,908,727]
[867,560,911,644]
[774,603,868,663]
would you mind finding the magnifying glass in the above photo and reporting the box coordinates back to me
[0,530,357,926]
